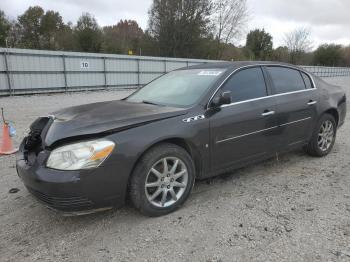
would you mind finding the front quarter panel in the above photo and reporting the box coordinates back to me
[104,107,210,191]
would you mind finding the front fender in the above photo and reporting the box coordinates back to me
[103,112,210,197]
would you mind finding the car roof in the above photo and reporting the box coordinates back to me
[184,61,303,71]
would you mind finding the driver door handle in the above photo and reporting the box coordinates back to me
[307,100,317,106]
[261,110,275,117]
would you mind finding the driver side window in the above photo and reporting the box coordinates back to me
[221,67,268,103]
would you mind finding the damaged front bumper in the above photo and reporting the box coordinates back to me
[16,115,133,215]
[16,149,123,213]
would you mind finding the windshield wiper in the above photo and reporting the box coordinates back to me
[142,100,163,106]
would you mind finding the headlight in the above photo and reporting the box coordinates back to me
[46,139,115,170]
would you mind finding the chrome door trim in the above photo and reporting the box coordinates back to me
[216,117,312,144]
[216,126,278,144]
[207,63,317,110]
[279,117,312,127]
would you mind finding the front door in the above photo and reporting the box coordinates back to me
[208,66,279,172]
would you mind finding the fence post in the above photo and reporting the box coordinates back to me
[163,59,167,74]
[4,49,12,96]
[103,57,107,88]
[62,54,68,92]
[137,58,140,87]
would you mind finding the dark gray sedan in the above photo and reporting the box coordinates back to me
[16,62,347,216]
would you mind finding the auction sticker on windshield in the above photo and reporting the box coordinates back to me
[198,71,223,76]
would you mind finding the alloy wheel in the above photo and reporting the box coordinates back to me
[145,157,188,208]
[317,120,334,152]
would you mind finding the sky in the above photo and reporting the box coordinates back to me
[1,0,350,49]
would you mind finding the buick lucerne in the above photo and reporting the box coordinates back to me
[16,62,347,216]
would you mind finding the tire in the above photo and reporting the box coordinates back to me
[129,143,195,217]
[305,113,337,157]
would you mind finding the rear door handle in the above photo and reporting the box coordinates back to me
[307,100,317,106]
[261,110,275,116]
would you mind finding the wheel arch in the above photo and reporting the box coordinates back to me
[160,138,203,178]
[323,108,339,126]
[128,137,203,186]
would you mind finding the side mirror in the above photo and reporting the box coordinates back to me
[211,91,232,108]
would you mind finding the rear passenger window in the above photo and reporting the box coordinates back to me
[222,67,267,103]
[301,72,313,89]
[267,67,306,94]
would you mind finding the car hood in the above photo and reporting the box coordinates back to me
[44,100,188,146]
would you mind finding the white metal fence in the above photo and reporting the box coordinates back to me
[1,48,349,96]
[302,66,350,78]
[0,48,219,96]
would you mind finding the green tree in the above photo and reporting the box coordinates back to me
[148,0,212,58]
[17,6,44,49]
[74,13,102,52]
[343,45,350,66]
[220,44,247,61]
[138,31,160,56]
[245,29,273,60]
[6,20,21,48]
[271,46,289,62]
[0,10,11,47]
[55,22,76,51]
[40,10,64,50]
[13,6,68,50]
[102,19,144,54]
[314,44,343,66]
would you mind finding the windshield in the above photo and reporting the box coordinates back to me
[126,69,225,107]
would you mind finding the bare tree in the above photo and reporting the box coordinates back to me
[284,27,313,64]
[212,0,248,58]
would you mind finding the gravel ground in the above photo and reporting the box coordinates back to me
[1,77,350,262]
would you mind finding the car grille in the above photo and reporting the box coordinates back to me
[27,187,93,211]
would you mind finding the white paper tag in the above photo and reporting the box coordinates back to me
[198,71,223,76]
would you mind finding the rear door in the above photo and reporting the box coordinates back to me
[264,66,318,150]
[209,66,279,172]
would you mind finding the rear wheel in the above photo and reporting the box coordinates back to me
[129,143,195,216]
[305,114,337,157]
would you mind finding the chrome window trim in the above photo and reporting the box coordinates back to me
[216,117,312,144]
[207,64,317,110]
[221,89,316,108]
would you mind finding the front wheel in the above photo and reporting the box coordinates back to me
[129,143,195,217]
[305,114,337,157]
